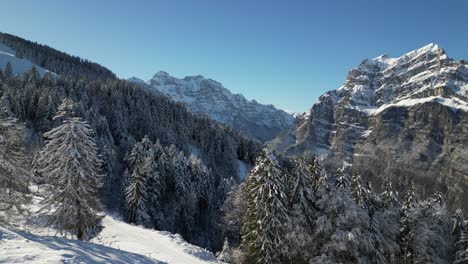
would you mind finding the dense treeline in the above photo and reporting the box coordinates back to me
[0,58,259,250]
[219,147,468,264]
[0,32,115,80]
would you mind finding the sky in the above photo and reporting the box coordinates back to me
[0,0,467,112]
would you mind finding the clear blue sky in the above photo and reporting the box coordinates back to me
[1,0,467,112]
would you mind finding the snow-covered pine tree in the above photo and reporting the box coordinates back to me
[37,98,103,240]
[308,153,322,192]
[4,62,13,81]
[144,146,165,229]
[351,172,368,208]
[408,192,452,264]
[399,182,419,264]
[381,180,400,208]
[221,181,245,247]
[336,162,350,189]
[0,117,30,214]
[241,147,288,264]
[311,165,386,264]
[284,156,316,263]
[453,209,468,263]
[375,180,401,263]
[217,238,233,263]
[124,135,153,226]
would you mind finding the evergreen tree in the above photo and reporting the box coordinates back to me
[381,180,400,208]
[399,182,419,264]
[376,180,401,263]
[37,98,103,240]
[309,153,322,192]
[336,162,350,189]
[241,147,288,264]
[351,172,368,208]
[4,62,13,81]
[124,136,153,226]
[221,182,245,247]
[0,117,30,214]
[312,168,385,263]
[217,238,233,263]
[144,146,165,229]
[284,156,316,263]
[409,193,452,263]
[453,209,468,264]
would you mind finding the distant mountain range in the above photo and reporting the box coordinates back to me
[129,72,294,142]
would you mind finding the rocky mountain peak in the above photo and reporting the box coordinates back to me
[271,44,468,211]
[143,71,294,141]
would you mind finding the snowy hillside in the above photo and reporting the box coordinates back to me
[0,224,158,263]
[0,43,54,77]
[93,216,221,264]
[0,192,221,264]
[133,71,294,141]
[0,216,221,264]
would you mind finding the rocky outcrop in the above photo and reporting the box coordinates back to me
[274,44,468,210]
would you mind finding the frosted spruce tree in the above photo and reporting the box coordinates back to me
[408,192,452,263]
[0,116,30,215]
[309,153,322,192]
[312,166,385,263]
[144,144,165,229]
[375,180,401,263]
[285,156,317,263]
[217,238,233,263]
[399,182,419,264]
[37,98,103,240]
[124,135,153,226]
[453,209,468,263]
[241,147,288,264]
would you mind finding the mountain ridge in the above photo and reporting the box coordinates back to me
[130,71,294,142]
[271,43,468,211]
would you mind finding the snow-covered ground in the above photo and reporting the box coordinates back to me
[0,43,55,77]
[0,190,222,264]
[0,225,158,263]
[92,216,220,264]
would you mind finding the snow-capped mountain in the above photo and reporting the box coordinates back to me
[272,43,468,210]
[136,71,294,141]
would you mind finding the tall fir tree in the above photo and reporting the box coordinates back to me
[309,153,322,192]
[376,180,401,263]
[453,209,468,263]
[37,98,103,240]
[4,61,13,81]
[217,238,233,263]
[124,135,153,226]
[284,156,317,263]
[0,117,30,214]
[399,182,419,264]
[241,147,288,264]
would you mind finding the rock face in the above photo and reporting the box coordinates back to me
[273,43,468,210]
[141,71,294,142]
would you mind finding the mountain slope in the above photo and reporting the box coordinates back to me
[0,32,115,80]
[273,43,468,210]
[0,43,54,77]
[0,186,221,264]
[139,71,294,141]
[0,224,159,263]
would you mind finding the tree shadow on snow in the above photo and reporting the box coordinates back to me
[7,228,166,264]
